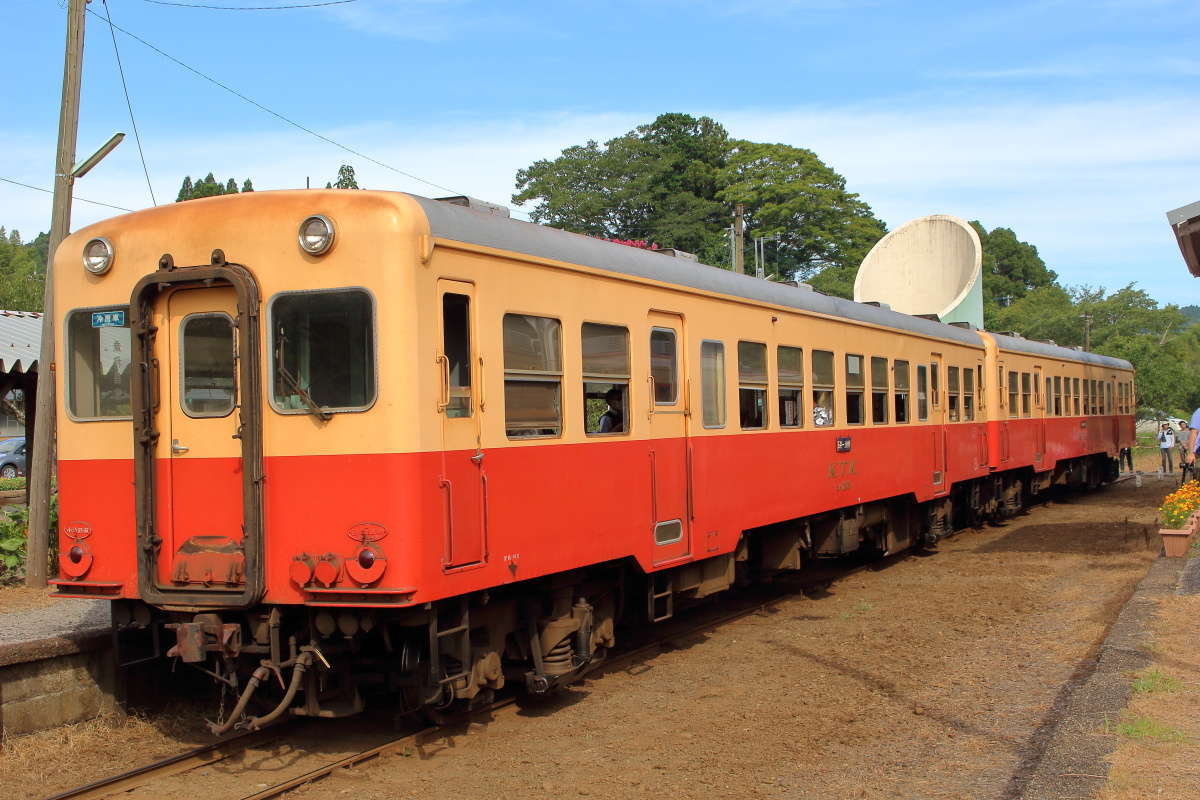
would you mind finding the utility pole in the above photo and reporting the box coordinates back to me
[27,0,87,589]
[1081,313,1092,352]
[733,204,745,275]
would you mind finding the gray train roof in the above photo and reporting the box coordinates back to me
[410,195,1131,370]
[989,332,1131,370]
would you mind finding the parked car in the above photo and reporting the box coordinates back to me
[0,436,26,479]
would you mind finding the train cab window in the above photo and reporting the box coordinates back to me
[650,329,678,404]
[582,323,630,436]
[778,346,804,428]
[738,341,768,429]
[1053,376,1062,416]
[916,365,928,421]
[1007,371,1018,417]
[894,360,910,423]
[871,357,888,424]
[181,313,235,417]
[812,350,835,427]
[271,289,375,414]
[701,341,726,428]
[503,314,562,438]
[66,306,132,420]
[1021,373,1031,417]
[845,354,865,425]
[963,368,975,421]
[442,294,472,419]
[947,366,960,422]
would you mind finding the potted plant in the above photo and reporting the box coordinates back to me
[1159,481,1200,557]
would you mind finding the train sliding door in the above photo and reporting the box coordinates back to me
[647,311,692,565]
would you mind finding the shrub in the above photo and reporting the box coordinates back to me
[0,495,59,585]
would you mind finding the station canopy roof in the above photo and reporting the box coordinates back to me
[0,310,42,376]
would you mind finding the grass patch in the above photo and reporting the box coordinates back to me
[1105,713,1187,743]
[0,478,23,491]
[1131,668,1182,695]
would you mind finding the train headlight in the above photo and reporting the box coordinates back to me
[298,214,335,255]
[82,237,114,275]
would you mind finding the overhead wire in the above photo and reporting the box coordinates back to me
[101,0,157,206]
[0,176,134,213]
[143,0,357,9]
[84,5,462,197]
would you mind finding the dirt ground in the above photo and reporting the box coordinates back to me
[0,477,1174,800]
[0,586,57,613]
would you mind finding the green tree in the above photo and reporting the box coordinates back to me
[176,174,253,202]
[0,228,44,310]
[972,221,1059,323]
[332,165,360,190]
[177,176,194,202]
[242,178,254,193]
[225,178,238,195]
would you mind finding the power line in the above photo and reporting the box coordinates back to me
[85,6,461,196]
[0,176,134,213]
[143,0,356,9]
[102,0,156,206]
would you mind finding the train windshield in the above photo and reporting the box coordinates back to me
[65,307,132,419]
[270,289,375,415]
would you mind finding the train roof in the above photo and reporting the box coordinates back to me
[410,195,1133,371]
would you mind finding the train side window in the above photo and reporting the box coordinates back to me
[977,365,985,410]
[1107,382,1113,415]
[181,313,236,418]
[738,341,767,429]
[1021,372,1031,417]
[650,328,678,404]
[894,360,910,423]
[1007,371,1018,417]
[1045,378,1052,415]
[930,361,940,407]
[778,346,804,428]
[845,354,865,425]
[1074,378,1082,416]
[947,366,960,422]
[963,367,975,421]
[442,294,472,419]
[502,314,562,438]
[582,323,629,436]
[812,350,835,427]
[1084,378,1092,415]
[65,306,133,420]
[271,289,376,414]
[701,341,726,428]
[1053,376,1062,416]
[871,356,888,424]
[1033,372,1040,408]
[916,364,928,421]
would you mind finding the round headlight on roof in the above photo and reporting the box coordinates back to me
[298,214,335,256]
[82,237,114,275]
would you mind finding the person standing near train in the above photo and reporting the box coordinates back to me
[1184,410,1200,473]
[1159,423,1176,474]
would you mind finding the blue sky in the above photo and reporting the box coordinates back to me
[3,0,1199,305]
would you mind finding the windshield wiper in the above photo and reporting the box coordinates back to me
[274,334,331,422]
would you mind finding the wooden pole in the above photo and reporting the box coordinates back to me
[27,0,86,588]
[734,203,745,275]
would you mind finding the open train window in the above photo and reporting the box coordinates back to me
[65,306,132,420]
[812,350,834,427]
[845,354,865,426]
[778,346,803,428]
[1021,373,1031,417]
[738,341,767,429]
[947,366,960,422]
[963,367,975,421]
[871,357,888,424]
[650,328,678,405]
[701,341,726,428]
[916,365,928,421]
[583,323,629,436]
[270,289,375,415]
[503,314,562,438]
[894,360,909,423]
[1007,371,1018,417]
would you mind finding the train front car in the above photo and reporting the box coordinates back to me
[49,191,525,729]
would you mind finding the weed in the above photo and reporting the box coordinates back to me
[1131,668,1182,695]
[853,601,875,613]
[1104,713,1187,743]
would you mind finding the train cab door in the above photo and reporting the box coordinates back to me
[1034,365,1046,466]
[646,311,691,565]
[157,286,245,589]
[929,353,948,496]
[436,280,487,569]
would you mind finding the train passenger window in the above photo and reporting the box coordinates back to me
[1033,372,1041,408]
[947,366,960,422]
[963,368,975,421]
[738,341,767,429]
[977,365,985,410]
[1106,382,1113,415]
[1074,378,1082,416]
[812,350,834,427]
[1007,371,1018,417]
[1045,378,1052,415]
[1053,376,1062,416]
[778,346,803,428]
[650,329,678,404]
[502,314,562,438]
[845,354,865,425]
[894,360,910,423]
[181,313,236,418]
[1083,378,1091,415]
[66,306,133,420]
[442,294,472,418]
[871,357,888,424]
[271,289,375,414]
[1021,373,1031,417]
[583,323,629,436]
[700,341,726,428]
[916,365,928,421]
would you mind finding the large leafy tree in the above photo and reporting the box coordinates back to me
[512,113,885,283]
[0,228,45,310]
[971,221,1058,322]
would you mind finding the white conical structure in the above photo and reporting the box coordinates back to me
[853,214,983,329]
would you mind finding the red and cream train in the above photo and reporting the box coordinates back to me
[49,190,1134,727]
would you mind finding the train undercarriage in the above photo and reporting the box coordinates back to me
[112,453,1119,734]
